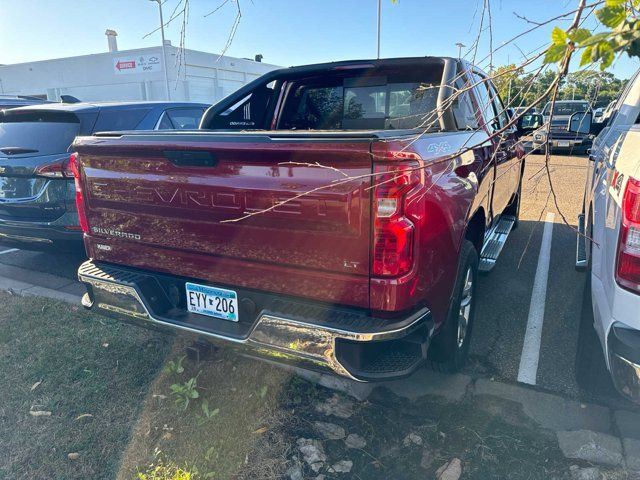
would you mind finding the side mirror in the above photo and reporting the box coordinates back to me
[516,113,543,136]
[506,108,515,119]
[568,111,592,135]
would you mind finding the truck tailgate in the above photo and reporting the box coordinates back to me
[76,133,373,308]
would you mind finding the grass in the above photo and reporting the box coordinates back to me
[136,460,195,480]
[117,341,292,480]
[0,291,171,479]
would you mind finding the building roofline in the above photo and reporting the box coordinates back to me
[0,45,280,70]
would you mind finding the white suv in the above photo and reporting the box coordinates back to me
[577,68,640,403]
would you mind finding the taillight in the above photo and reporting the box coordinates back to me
[68,152,90,234]
[35,158,74,178]
[372,161,419,277]
[616,176,640,292]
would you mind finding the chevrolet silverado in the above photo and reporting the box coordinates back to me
[73,57,533,381]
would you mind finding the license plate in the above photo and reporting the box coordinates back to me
[557,140,571,147]
[185,282,239,322]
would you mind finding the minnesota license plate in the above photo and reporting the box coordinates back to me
[185,282,239,322]
[557,140,570,147]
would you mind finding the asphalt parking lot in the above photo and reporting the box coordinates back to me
[467,153,636,411]
[0,153,636,413]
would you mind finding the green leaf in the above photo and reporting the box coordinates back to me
[569,28,592,44]
[551,26,568,45]
[580,46,594,66]
[605,0,625,6]
[598,42,616,68]
[543,43,568,64]
[580,31,613,47]
[596,5,627,28]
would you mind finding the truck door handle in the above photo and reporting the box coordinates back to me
[163,150,217,167]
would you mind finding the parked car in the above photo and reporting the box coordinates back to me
[0,101,209,251]
[73,57,535,381]
[575,68,640,403]
[0,95,52,110]
[532,99,592,154]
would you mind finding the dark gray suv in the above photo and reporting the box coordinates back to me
[0,95,52,110]
[0,101,208,251]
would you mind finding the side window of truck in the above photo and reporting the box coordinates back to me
[471,72,499,132]
[452,76,480,130]
[487,82,509,130]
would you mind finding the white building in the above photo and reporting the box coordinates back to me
[0,32,279,104]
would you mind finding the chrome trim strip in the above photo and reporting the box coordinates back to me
[0,232,53,244]
[79,261,430,380]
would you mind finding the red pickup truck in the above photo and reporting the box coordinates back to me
[73,57,530,381]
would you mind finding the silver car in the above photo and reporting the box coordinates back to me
[577,68,640,403]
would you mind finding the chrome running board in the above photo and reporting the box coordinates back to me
[479,215,516,272]
[576,213,588,271]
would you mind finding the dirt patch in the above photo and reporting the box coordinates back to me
[119,349,633,480]
[274,381,574,479]
[0,292,170,479]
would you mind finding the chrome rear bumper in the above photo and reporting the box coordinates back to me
[78,260,433,381]
[608,323,640,404]
[610,353,640,403]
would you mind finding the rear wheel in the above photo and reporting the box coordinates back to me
[428,240,479,372]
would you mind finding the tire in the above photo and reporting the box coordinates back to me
[428,240,479,373]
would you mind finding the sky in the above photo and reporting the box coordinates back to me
[0,0,638,79]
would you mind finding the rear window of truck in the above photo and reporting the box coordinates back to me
[542,102,590,116]
[279,76,442,130]
[206,66,447,131]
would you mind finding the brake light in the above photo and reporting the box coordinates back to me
[372,161,419,277]
[616,176,640,292]
[68,152,90,234]
[35,158,74,178]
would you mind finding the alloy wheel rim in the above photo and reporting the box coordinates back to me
[457,267,473,348]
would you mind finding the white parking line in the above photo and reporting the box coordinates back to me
[0,248,18,255]
[517,212,555,385]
